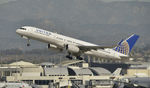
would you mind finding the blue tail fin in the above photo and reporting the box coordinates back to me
[113,34,139,55]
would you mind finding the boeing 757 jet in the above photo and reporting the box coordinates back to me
[16,26,139,60]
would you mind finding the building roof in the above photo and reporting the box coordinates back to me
[44,66,112,76]
[44,67,68,76]
[71,68,93,76]
[40,62,55,66]
[9,61,36,67]
[90,67,111,76]
[58,60,85,66]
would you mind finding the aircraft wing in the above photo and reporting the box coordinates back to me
[78,45,115,51]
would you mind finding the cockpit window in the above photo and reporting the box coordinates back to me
[20,28,26,30]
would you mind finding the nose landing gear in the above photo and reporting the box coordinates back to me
[27,39,30,47]
[27,43,30,47]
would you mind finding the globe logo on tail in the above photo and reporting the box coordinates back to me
[121,41,130,55]
[113,34,139,55]
[114,40,129,55]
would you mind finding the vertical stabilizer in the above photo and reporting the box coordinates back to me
[113,34,139,55]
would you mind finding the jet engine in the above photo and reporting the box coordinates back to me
[66,45,80,53]
[48,44,58,50]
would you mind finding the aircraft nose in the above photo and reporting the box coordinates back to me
[16,29,20,33]
[16,29,22,34]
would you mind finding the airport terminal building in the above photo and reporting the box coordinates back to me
[0,61,114,88]
[0,60,150,88]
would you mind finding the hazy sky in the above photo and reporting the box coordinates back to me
[0,0,150,5]
[0,0,17,5]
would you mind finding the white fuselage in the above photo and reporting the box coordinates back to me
[16,26,127,60]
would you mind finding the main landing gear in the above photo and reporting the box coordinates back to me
[66,52,73,60]
[77,56,83,60]
[66,55,73,60]
[65,53,83,60]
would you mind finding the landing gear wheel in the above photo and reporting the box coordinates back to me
[27,43,30,47]
[66,55,73,60]
[27,39,30,47]
[77,56,83,60]
[66,52,73,60]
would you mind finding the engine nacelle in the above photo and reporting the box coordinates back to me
[67,45,80,53]
[48,44,58,50]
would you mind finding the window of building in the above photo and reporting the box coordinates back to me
[35,80,53,85]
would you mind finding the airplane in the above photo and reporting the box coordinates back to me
[113,77,150,88]
[111,69,150,88]
[126,77,150,88]
[16,26,139,60]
